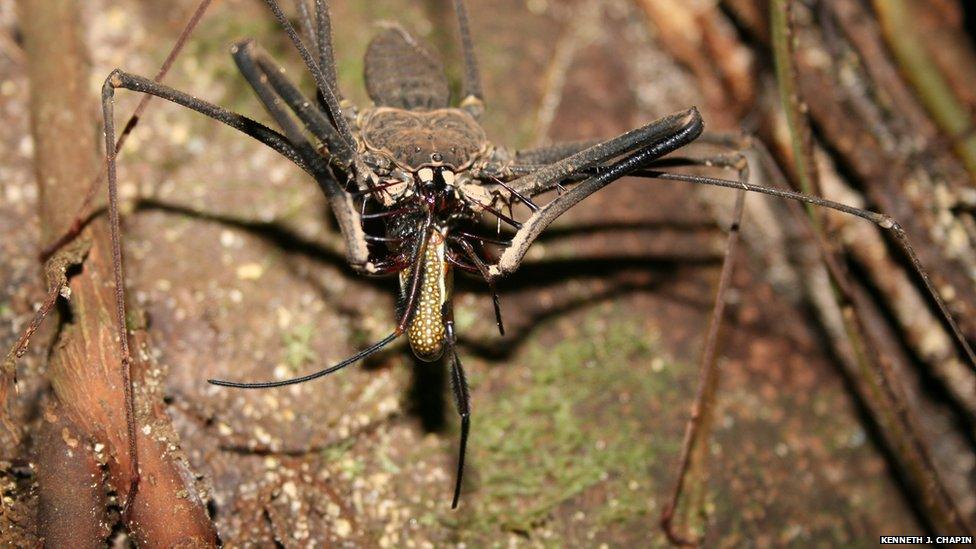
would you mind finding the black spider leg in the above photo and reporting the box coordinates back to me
[451,0,483,116]
[493,177,539,212]
[292,0,319,62]
[452,237,505,336]
[209,213,435,389]
[38,0,215,262]
[443,309,471,509]
[313,0,341,101]
[106,65,369,269]
[261,1,361,175]
[101,68,323,516]
[624,169,976,372]
[231,39,369,262]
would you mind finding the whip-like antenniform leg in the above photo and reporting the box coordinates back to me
[36,0,215,262]
[13,1,218,521]
[208,213,435,389]
[654,153,749,546]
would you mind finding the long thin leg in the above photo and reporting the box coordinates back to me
[101,76,140,520]
[638,170,976,371]
[292,0,344,107]
[232,40,354,170]
[452,0,484,116]
[208,213,435,389]
[105,70,312,173]
[454,237,505,335]
[38,0,214,261]
[262,1,355,154]
[262,0,383,200]
[444,318,471,509]
[104,68,371,269]
[313,0,341,102]
[292,0,319,63]
[7,0,212,519]
[657,154,749,546]
[231,40,370,265]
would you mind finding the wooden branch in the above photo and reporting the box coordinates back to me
[16,0,217,544]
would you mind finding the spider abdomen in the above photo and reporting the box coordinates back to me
[401,230,452,361]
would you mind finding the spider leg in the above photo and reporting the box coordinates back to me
[491,108,704,276]
[444,315,471,509]
[622,171,976,372]
[103,71,313,173]
[651,153,749,546]
[207,214,435,389]
[104,71,311,513]
[233,39,352,163]
[312,0,341,101]
[511,139,601,167]
[37,0,214,261]
[17,0,214,525]
[453,237,505,336]
[262,1,355,157]
[232,40,369,266]
[292,0,344,113]
[102,69,370,271]
[292,1,319,62]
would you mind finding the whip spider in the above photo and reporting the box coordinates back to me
[7,0,975,543]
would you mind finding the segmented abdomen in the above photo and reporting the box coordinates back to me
[364,25,449,111]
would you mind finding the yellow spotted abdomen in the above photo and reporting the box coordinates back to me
[401,231,452,361]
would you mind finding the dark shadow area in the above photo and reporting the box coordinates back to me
[132,197,824,360]
[408,355,449,433]
[962,2,976,46]
[135,198,365,279]
[800,293,945,539]
[848,257,976,452]
[132,197,851,457]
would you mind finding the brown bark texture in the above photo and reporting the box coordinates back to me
[6,0,216,546]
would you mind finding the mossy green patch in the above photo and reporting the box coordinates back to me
[183,7,290,114]
[283,322,316,373]
[445,309,689,540]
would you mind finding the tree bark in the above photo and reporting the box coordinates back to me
[16,0,217,545]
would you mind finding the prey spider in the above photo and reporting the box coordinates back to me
[8,0,976,543]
